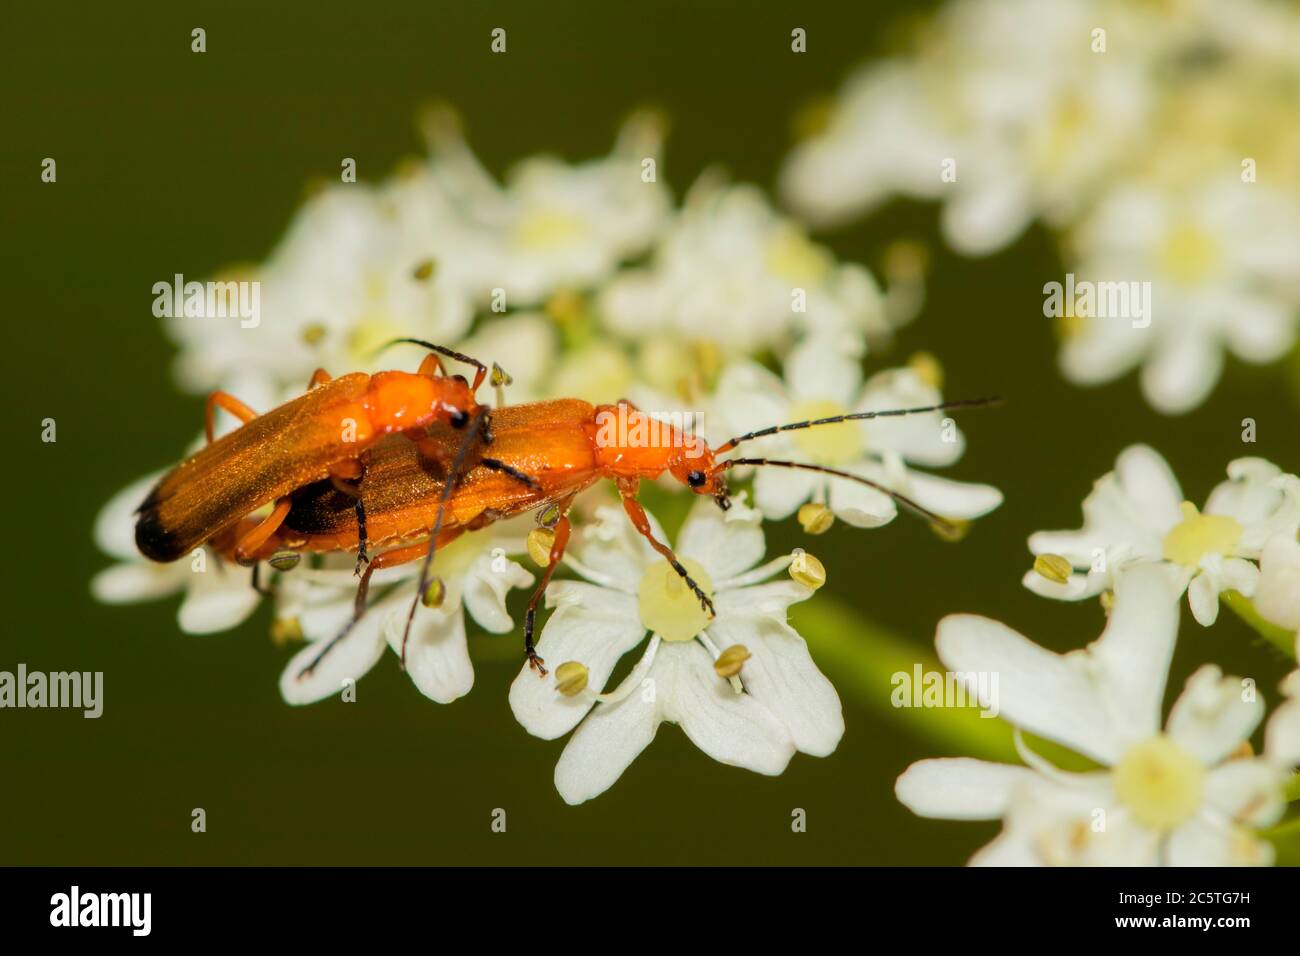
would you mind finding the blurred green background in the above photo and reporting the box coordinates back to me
[3,0,1296,865]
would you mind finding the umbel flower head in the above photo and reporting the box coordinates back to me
[780,0,1300,413]
[897,564,1300,866]
[509,496,842,804]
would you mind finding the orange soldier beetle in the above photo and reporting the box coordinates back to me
[134,339,499,571]
[241,394,998,682]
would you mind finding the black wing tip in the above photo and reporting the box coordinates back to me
[134,506,186,563]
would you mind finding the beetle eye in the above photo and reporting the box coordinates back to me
[450,410,469,429]
[686,470,706,488]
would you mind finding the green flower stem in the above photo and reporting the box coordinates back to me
[791,595,1018,762]
[1222,590,1297,659]
[1286,772,1300,804]
[1262,815,1300,866]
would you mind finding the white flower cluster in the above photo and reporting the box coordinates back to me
[897,448,1300,865]
[781,0,1300,413]
[95,112,1001,804]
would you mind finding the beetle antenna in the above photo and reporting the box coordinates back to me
[398,406,491,665]
[377,337,488,392]
[714,396,1001,454]
[718,458,961,536]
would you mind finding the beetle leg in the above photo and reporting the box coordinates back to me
[307,367,332,389]
[416,352,448,379]
[233,498,292,563]
[204,391,258,443]
[325,460,369,573]
[295,532,464,680]
[250,563,275,597]
[353,498,368,574]
[617,477,715,619]
[522,495,577,677]
[478,457,542,491]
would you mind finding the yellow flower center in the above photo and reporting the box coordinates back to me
[789,399,863,466]
[514,209,586,250]
[347,316,406,364]
[637,557,714,643]
[1112,735,1205,832]
[1159,222,1218,285]
[765,226,833,286]
[1161,501,1242,568]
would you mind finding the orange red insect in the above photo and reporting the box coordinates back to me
[136,339,997,683]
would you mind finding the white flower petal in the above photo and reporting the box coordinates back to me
[786,335,862,407]
[753,467,821,521]
[1264,682,1300,767]
[509,591,644,740]
[1203,759,1286,828]
[827,468,898,527]
[895,758,1035,820]
[968,830,1041,866]
[1254,535,1300,631]
[461,553,533,633]
[1224,297,1295,363]
[1020,568,1106,602]
[936,615,1122,763]
[677,496,766,581]
[177,568,262,634]
[1113,444,1184,531]
[385,605,474,704]
[707,615,843,756]
[1205,458,1284,525]
[279,604,389,706]
[94,472,165,561]
[553,665,663,806]
[941,172,1033,257]
[1141,329,1224,415]
[1086,562,1181,741]
[659,641,796,775]
[1166,665,1264,766]
[902,470,1003,520]
[1187,570,1221,626]
[572,505,663,591]
[857,370,961,466]
[91,563,183,605]
[712,360,793,438]
[713,579,813,618]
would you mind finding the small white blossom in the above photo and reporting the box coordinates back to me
[1024,444,1300,626]
[781,0,1152,254]
[897,564,1298,866]
[1059,179,1300,414]
[509,497,842,805]
[420,108,672,307]
[599,179,889,355]
[169,186,476,392]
